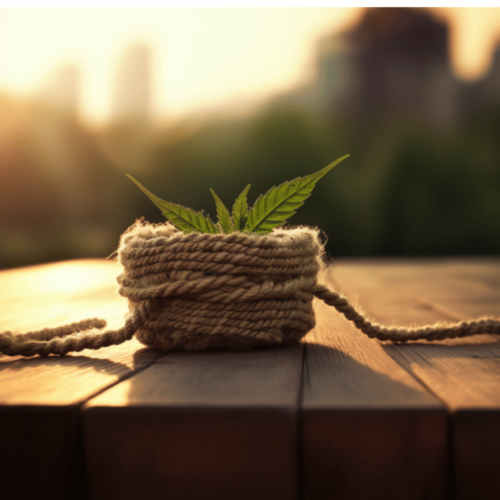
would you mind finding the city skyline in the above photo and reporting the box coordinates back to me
[0,8,500,126]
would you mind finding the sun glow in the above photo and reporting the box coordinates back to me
[0,8,361,126]
[431,8,500,81]
[0,8,499,126]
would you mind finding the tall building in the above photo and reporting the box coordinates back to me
[38,65,80,116]
[112,44,152,126]
[265,8,460,128]
[337,8,458,126]
[34,63,106,225]
[461,43,500,116]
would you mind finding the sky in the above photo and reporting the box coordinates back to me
[0,8,499,126]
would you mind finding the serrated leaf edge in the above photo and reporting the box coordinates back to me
[210,188,234,234]
[127,174,219,234]
[232,184,251,231]
[246,154,349,233]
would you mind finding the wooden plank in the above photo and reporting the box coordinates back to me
[330,257,500,325]
[332,259,500,500]
[301,293,447,500]
[83,345,304,500]
[0,260,164,500]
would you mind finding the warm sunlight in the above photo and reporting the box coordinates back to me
[0,8,361,125]
[2,7,500,270]
[432,7,500,81]
[2,8,499,126]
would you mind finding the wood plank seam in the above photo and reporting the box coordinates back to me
[329,259,500,500]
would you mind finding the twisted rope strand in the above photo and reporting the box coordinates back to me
[0,301,153,357]
[313,284,500,342]
[10,318,106,342]
[1,222,499,357]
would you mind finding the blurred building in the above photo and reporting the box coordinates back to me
[38,65,80,116]
[112,44,152,126]
[266,8,461,128]
[486,46,500,105]
[270,7,500,130]
[336,8,459,127]
[461,44,500,116]
[33,65,93,224]
[101,43,155,173]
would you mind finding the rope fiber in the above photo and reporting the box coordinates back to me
[2,221,500,357]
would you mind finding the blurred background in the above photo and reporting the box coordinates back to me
[1,7,500,269]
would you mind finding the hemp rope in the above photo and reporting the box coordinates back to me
[1,221,500,358]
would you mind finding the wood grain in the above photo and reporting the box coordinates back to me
[301,294,447,500]
[3,257,500,500]
[331,257,500,325]
[0,260,164,500]
[331,259,500,500]
[83,345,304,500]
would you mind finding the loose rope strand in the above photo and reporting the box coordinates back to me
[0,300,154,357]
[313,284,500,342]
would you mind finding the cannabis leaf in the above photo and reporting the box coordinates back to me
[127,154,349,234]
[232,184,250,231]
[210,189,234,233]
[127,174,219,234]
[245,154,349,234]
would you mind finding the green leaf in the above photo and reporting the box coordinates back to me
[127,174,219,234]
[210,188,234,233]
[245,154,349,234]
[232,184,250,231]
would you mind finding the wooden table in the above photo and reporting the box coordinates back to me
[1,258,499,500]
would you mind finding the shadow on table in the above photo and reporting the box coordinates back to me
[303,340,443,407]
[0,344,162,377]
[383,336,500,361]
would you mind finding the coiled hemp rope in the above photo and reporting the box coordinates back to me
[1,221,500,357]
